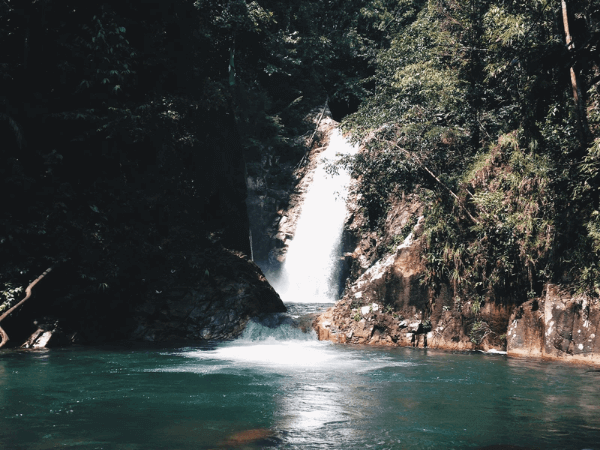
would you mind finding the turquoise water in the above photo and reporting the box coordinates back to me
[1,304,599,450]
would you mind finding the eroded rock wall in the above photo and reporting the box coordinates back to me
[507,286,600,365]
[314,193,600,365]
[313,211,487,350]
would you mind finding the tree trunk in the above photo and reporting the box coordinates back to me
[562,0,591,144]
[0,265,54,348]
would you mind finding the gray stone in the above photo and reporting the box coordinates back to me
[507,286,600,365]
[407,321,422,333]
[200,329,212,340]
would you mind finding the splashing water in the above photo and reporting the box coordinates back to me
[272,129,358,303]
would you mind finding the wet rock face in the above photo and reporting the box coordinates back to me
[21,317,81,349]
[507,285,600,365]
[313,211,450,348]
[313,195,513,354]
[313,196,459,349]
[129,248,286,342]
[246,157,296,265]
[245,106,337,272]
[313,188,600,364]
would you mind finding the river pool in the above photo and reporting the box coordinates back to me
[1,304,599,450]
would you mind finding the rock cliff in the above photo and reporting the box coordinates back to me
[128,248,285,343]
[313,187,600,365]
[21,248,285,348]
[4,103,287,348]
[507,285,600,365]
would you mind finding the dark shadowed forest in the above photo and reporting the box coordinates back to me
[2,0,600,345]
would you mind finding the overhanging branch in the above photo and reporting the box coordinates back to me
[392,143,479,224]
[0,265,55,348]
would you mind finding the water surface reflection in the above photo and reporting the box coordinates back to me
[0,334,599,449]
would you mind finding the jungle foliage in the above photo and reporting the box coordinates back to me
[3,0,600,328]
[339,0,600,301]
[0,0,383,321]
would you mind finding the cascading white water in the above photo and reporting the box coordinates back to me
[272,128,358,303]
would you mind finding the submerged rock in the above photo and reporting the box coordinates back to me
[216,428,279,448]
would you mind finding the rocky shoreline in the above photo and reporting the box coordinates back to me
[18,247,286,349]
[311,201,600,366]
[248,119,600,367]
[10,107,600,368]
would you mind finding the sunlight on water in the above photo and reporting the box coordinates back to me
[151,321,413,376]
[189,341,339,371]
[272,129,358,303]
[2,343,600,449]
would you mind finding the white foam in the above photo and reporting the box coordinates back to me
[153,339,414,375]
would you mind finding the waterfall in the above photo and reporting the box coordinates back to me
[272,128,357,303]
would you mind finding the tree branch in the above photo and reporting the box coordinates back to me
[0,265,55,348]
[295,99,329,170]
[562,0,591,143]
[392,143,479,224]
